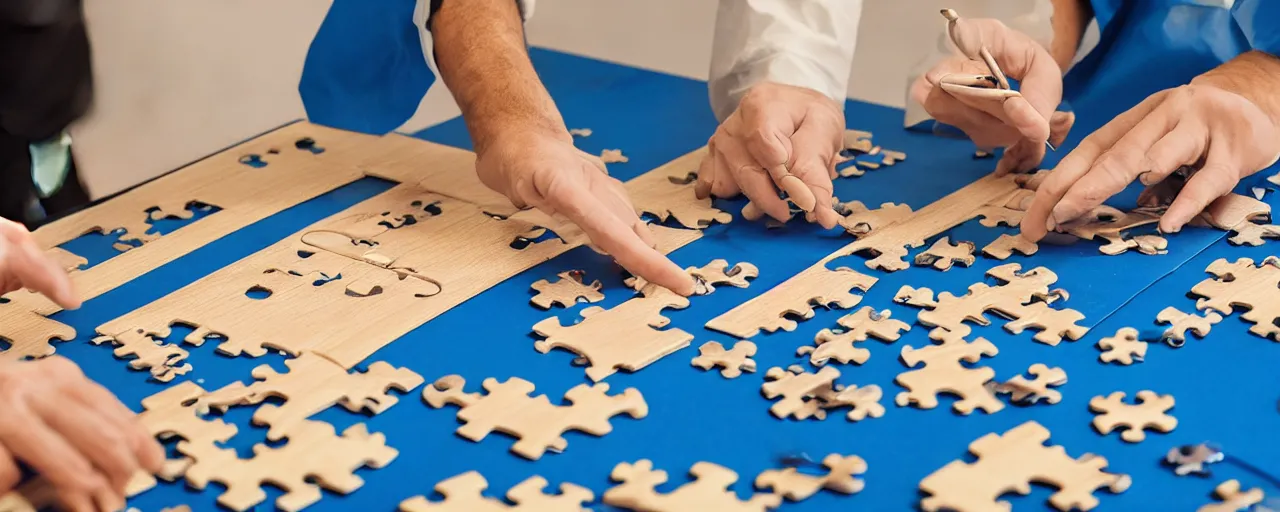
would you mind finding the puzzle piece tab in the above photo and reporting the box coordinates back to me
[691,341,757,378]
[91,329,190,382]
[755,453,867,501]
[400,471,593,511]
[1156,306,1222,346]
[895,328,1002,415]
[1098,327,1147,365]
[604,460,781,512]
[914,236,976,271]
[423,375,647,460]
[799,307,910,366]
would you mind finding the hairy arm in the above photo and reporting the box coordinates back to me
[1047,0,1093,72]
[430,0,568,154]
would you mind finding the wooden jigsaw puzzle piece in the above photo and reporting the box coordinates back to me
[1097,327,1147,365]
[762,366,841,420]
[822,384,886,422]
[895,332,1002,415]
[529,270,604,309]
[605,460,781,512]
[755,454,866,501]
[1156,306,1222,346]
[1089,390,1178,443]
[0,291,77,361]
[914,236,976,271]
[401,471,593,511]
[706,264,877,338]
[982,233,1039,260]
[1199,480,1264,512]
[691,340,757,378]
[799,307,910,366]
[837,201,913,236]
[91,329,191,382]
[992,363,1067,405]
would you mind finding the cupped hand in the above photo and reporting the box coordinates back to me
[911,17,1071,174]
[697,82,843,229]
[0,356,164,511]
[0,218,80,309]
[477,129,695,296]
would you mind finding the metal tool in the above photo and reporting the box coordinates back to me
[940,8,1056,152]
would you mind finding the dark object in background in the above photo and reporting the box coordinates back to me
[0,0,93,227]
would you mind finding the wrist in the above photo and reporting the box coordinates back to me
[1192,51,1280,128]
[469,109,571,157]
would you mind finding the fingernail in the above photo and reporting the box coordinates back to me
[1044,216,1057,232]
[1137,171,1156,186]
[741,202,764,221]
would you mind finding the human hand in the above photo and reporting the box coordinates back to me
[0,218,80,309]
[476,129,696,296]
[1021,52,1280,241]
[697,82,842,229]
[0,356,164,511]
[911,17,1071,174]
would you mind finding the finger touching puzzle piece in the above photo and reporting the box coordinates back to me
[1199,480,1264,512]
[1097,327,1147,365]
[982,233,1039,260]
[422,375,647,460]
[1089,391,1177,443]
[991,363,1067,405]
[920,421,1130,512]
[691,340,757,378]
[529,270,604,309]
[399,471,593,512]
[755,453,867,501]
[799,307,910,366]
[604,460,782,512]
[1156,306,1222,346]
[706,263,877,338]
[837,201,913,236]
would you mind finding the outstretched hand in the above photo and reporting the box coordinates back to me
[477,130,696,296]
[0,218,80,309]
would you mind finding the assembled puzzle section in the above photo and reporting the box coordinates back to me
[423,375,647,460]
[194,352,423,440]
[893,263,1087,346]
[761,366,885,422]
[129,381,241,496]
[179,419,397,511]
[627,147,734,230]
[399,471,593,511]
[1189,257,1280,340]
[536,260,757,381]
[920,421,1130,511]
[604,460,782,512]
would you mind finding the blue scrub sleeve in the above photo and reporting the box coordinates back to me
[1233,0,1280,57]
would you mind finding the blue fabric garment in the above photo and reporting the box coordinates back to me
[1064,0,1277,135]
[297,0,432,135]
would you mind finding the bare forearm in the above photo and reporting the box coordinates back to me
[1047,0,1093,72]
[1195,51,1280,126]
[431,0,568,154]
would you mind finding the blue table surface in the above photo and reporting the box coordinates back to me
[53,48,1280,511]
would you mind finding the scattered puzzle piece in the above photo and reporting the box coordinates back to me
[1229,222,1280,246]
[1089,390,1177,443]
[895,328,1002,415]
[180,419,396,511]
[823,384,886,422]
[974,206,1024,228]
[91,329,191,382]
[982,233,1039,260]
[1097,327,1147,365]
[400,471,593,511]
[1166,444,1224,476]
[799,307,910,366]
[914,237,976,271]
[1199,480,1264,512]
[920,421,1130,511]
[762,366,841,420]
[755,454,867,501]
[568,128,592,137]
[1190,257,1280,340]
[601,149,629,163]
[604,460,781,512]
[992,363,1067,405]
[194,352,422,441]
[691,340,757,378]
[1156,306,1222,346]
[529,270,604,309]
[423,375,647,460]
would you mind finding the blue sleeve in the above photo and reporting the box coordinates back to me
[298,0,435,135]
[1233,0,1280,57]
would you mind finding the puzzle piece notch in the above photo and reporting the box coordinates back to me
[799,307,910,366]
[529,270,604,309]
[128,381,240,497]
[914,236,976,271]
[604,460,782,512]
[0,292,77,361]
[1156,306,1222,346]
[1190,257,1280,340]
[1199,480,1264,512]
[895,328,1003,415]
[982,233,1039,260]
[755,454,867,501]
[179,420,397,511]
[534,282,693,382]
[91,330,191,382]
[991,363,1067,405]
[1097,327,1148,365]
[691,340,757,378]
[194,352,423,440]
[975,205,1025,228]
[423,375,647,460]
[1165,444,1224,476]
[920,421,1131,512]
[1089,391,1178,443]
[400,471,593,512]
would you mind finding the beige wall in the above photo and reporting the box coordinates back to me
[73,0,1066,198]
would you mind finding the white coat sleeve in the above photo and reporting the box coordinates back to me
[708,0,863,122]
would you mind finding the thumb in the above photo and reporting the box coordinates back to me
[1048,111,1075,148]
